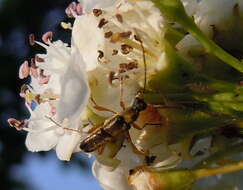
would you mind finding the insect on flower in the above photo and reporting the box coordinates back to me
[79,94,148,153]
[79,35,159,154]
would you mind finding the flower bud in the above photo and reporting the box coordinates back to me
[129,160,243,190]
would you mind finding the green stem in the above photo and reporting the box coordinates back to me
[184,18,243,73]
[195,160,243,179]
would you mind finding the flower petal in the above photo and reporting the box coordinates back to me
[92,161,133,190]
[72,14,104,71]
[25,103,59,152]
[79,0,116,13]
[55,131,82,161]
[57,46,90,128]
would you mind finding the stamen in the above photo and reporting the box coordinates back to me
[35,94,41,104]
[97,50,104,60]
[61,22,73,30]
[98,18,108,28]
[115,14,123,23]
[29,34,35,46]
[65,2,83,18]
[127,61,138,70]
[30,58,39,78]
[19,61,30,79]
[39,69,50,85]
[112,49,118,55]
[65,2,76,17]
[93,9,103,17]
[104,31,113,38]
[42,31,53,44]
[121,44,133,54]
[110,32,156,57]
[20,84,29,98]
[8,118,28,131]
[76,3,83,15]
[108,71,119,86]
[35,55,44,63]
[120,31,132,38]
[45,116,81,133]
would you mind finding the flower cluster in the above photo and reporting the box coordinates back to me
[8,0,243,189]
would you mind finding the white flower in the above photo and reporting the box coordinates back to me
[18,38,90,161]
[71,1,183,189]
[181,0,198,16]
[93,161,132,190]
[72,0,164,116]
[194,0,242,37]
[92,143,142,190]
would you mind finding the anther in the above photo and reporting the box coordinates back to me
[39,69,50,85]
[112,49,118,55]
[127,61,138,70]
[108,71,119,86]
[93,9,103,17]
[61,22,72,30]
[35,55,44,63]
[30,58,39,78]
[121,44,133,54]
[97,50,104,59]
[119,63,128,70]
[31,58,38,68]
[19,85,32,99]
[20,84,29,95]
[98,18,108,28]
[66,2,77,17]
[29,34,35,46]
[42,31,53,44]
[120,31,132,38]
[35,94,41,104]
[19,61,30,79]
[65,2,83,17]
[115,14,123,23]
[8,118,28,131]
[104,31,113,38]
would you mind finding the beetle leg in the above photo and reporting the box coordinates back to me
[141,123,162,128]
[88,123,104,134]
[90,96,117,114]
[132,123,143,130]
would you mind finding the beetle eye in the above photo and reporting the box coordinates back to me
[135,98,147,111]
[117,116,125,123]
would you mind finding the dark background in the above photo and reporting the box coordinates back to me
[0,0,90,189]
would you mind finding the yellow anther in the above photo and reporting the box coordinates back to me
[25,92,36,102]
[60,22,72,30]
